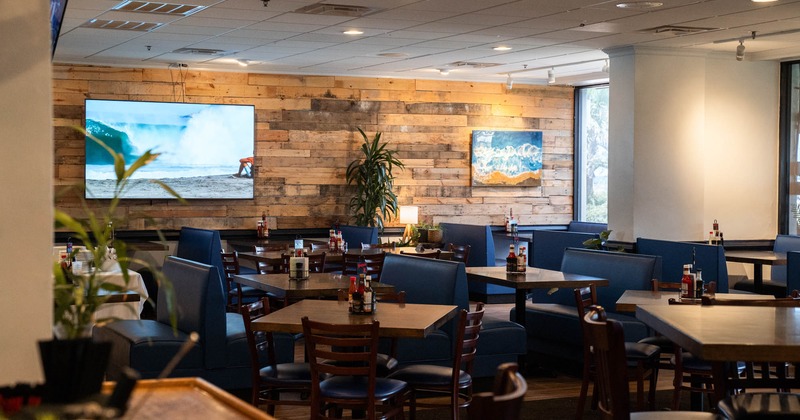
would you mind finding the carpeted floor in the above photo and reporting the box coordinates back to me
[414,390,698,420]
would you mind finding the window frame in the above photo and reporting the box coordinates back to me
[573,83,609,223]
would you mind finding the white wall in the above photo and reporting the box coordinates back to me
[607,46,779,242]
[0,1,53,383]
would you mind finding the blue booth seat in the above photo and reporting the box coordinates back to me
[567,221,608,234]
[734,234,800,296]
[93,256,295,390]
[635,237,729,292]
[439,223,514,301]
[512,248,660,365]
[379,253,526,378]
[529,230,598,271]
[337,225,379,250]
[175,226,225,282]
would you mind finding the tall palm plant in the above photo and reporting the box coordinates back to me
[345,128,404,230]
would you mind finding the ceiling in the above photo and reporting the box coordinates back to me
[55,0,800,86]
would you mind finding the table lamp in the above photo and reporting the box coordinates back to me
[398,206,419,243]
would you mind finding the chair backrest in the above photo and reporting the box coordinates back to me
[302,317,381,419]
[447,243,472,265]
[574,285,600,363]
[582,306,631,420]
[772,234,800,283]
[468,363,527,420]
[343,251,386,280]
[337,225,379,250]
[788,251,800,293]
[453,303,485,378]
[307,252,326,273]
[159,256,226,368]
[220,250,240,309]
[257,249,290,274]
[241,298,278,404]
[175,227,224,282]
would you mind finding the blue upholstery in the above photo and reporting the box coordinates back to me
[635,237,729,292]
[530,230,598,271]
[734,234,800,296]
[440,223,513,297]
[567,221,608,234]
[788,251,800,294]
[337,225,378,250]
[512,248,659,365]
[93,256,294,390]
[379,253,526,378]
[175,226,225,289]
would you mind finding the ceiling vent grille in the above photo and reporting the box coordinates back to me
[80,19,161,31]
[172,47,229,55]
[448,61,502,69]
[295,3,376,17]
[643,25,718,35]
[113,1,206,16]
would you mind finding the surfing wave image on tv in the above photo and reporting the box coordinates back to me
[84,100,255,200]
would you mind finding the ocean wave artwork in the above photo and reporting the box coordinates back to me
[84,100,255,199]
[471,130,543,187]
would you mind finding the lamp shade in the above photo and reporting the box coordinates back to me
[398,206,419,225]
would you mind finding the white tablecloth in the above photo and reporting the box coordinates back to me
[92,264,148,321]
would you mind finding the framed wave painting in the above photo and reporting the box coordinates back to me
[471,130,543,187]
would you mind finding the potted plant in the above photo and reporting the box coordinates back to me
[345,128,404,231]
[416,222,443,244]
[43,131,182,403]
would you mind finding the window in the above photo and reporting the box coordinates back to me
[575,85,609,223]
[780,61,800,234]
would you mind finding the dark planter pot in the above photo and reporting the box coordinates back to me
[417,229,429,243]
[38,338,112,404]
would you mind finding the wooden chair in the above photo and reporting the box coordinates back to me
[574,285,660,418]
[447,243,471,266]
[254,246,290,274]
[467,363,526,420]
[343,251,386,281]
[301,317,408,419]
[308,251,327,273]
[388,302,485,420]
[582,306,716,420]
[241,298,312,416]
[220,250,265,312]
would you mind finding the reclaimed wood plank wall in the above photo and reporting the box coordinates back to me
[52,64,575,231]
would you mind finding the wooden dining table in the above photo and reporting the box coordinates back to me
[465,266,608,328]
[251,299,458,339]
[615,289,775,313]
[636,304,800,403]
[238,246,454,267]
[724,250,786,294]
[232,272,394,300]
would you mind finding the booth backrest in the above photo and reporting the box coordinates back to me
[772,235,800,283]
[635,237,729,292]
[175,227,224,282]
[786,251,800,294]
[567,221,608,234]
[159,256,226,369]
[530,230,597,271]
[440,223,495,267]
[557,248,660,311]
[380,253,469,311]
[338,225,379,250]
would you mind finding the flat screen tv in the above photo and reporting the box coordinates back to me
[84,99,255,200]
[51,0,69,57]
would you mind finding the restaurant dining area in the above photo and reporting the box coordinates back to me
[9,1,800,419]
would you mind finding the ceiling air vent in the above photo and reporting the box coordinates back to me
[295,3,376,17]
[642,25,718,35]
[113,1,206,16]
[80,19,161,31]
[448,61,502,69]
[172,47,229,55]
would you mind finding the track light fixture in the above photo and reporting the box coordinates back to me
[506,74,513,89]
[261,0,270,6]
[547,68,556,84]
[736,40,745,61]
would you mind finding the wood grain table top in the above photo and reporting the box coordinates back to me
[465,266,608,290]
[251,299,458,339]
[615,290,775,312]
[724,250,787,266]
[232,272,394,299]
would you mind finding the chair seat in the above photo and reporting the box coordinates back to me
[387,364,471,387]
[260,363,313,385]
[638,335,675,353]
[624,341,660,361]
[376,353,398,377]
[718,392,800,419]
[319,376,407,400]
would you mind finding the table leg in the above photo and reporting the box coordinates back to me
[753,263,764,294]
[712,361,728,410]
[514,289,527,327]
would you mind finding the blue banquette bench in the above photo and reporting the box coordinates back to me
[439,223,514,301]
[733,234,800,296]
[379,253,527,378]
[567,221,608,233]
[511,248,660,365]
[93,256,295,390]
[529,229,598,271]
[635,237,729,292]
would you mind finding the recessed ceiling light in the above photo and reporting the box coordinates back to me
[343,29,364,35]
[493,46,512,51]
[438,68,450,75]
[616,2,664,9]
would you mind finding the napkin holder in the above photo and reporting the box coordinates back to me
[289,256,309,280]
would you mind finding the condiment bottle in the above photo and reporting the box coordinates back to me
[681,264,694,300]
[506,244,517,273]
